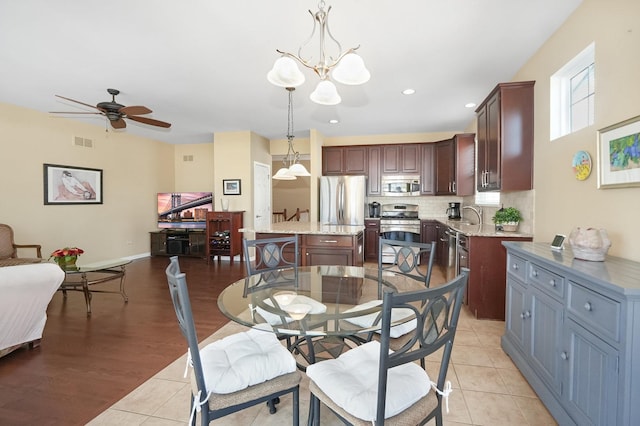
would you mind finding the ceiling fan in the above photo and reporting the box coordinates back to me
[51,88,171,130]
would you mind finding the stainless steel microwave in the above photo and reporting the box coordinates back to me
[381,175,421,196]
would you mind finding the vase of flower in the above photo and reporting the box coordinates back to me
[50,247,84,269]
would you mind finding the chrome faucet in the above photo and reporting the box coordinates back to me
[462,205,483,225]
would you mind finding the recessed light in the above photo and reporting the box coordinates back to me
[329,119,339,124]
[402,89,416,95]
[465,102,476,108]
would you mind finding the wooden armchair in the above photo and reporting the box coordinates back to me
[0,224,43,267]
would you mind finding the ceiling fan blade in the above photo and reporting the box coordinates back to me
[120,105,152,116]
[111,118,127,129]
[127,115,172,128]
[55,95,100,111]
[49,111,102,115]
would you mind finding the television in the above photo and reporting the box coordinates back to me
[157,192,213,229]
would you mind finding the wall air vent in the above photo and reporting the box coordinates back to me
[73,136,93,148]
[183,155,194,162]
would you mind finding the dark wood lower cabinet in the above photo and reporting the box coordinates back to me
[255,232,364,267]
[364,219,380,262]
[467,235,532,320]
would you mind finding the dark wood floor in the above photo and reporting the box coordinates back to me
[0,256,247,426]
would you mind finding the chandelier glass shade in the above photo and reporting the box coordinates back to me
[273,88,310,181]
[267,1,370,106]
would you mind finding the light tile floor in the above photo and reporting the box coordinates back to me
[88,305,557,426]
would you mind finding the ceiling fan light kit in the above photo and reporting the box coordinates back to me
[51,88,171,130]
[267,1,369,106]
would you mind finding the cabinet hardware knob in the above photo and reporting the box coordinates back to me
[560,351,569,360]
[549,280,556,287]
[584,302,592,311]
[525,310,531,318]
[532,270,538,277]
[512,264,519,270]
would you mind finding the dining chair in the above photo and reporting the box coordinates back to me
[379,238,436,287]
[242,235,327,353]
[272,209,287,223]
[165,256,301,425]
[243,236,299,275]
[342,238,437,366]
[307,269,468,426]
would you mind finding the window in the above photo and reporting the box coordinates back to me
[550,43,595,140]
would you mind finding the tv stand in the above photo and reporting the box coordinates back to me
[149,229,206,258]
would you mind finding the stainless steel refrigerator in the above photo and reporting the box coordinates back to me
[320,175,366,225]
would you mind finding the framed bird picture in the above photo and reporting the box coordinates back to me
[43,164,103,205]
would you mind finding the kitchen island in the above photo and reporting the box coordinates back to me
[241,222,364,267]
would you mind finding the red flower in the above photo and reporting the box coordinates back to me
[49,247,84,259]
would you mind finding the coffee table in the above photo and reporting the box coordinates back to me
[59,258,131,315]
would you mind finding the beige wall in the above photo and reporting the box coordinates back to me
[514,0,640,260]
[0,103,176,263]
[4,0,638,262]
[174,142,214,192]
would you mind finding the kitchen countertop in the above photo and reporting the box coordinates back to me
[444,220,533,238]
[367,215,532,238]
[240,221,364,235]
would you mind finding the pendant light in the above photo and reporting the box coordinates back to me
[273,87,310,180]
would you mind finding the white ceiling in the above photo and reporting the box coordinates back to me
[0,0,582,145]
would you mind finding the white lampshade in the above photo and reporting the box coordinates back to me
[267,57,306,87]
[310,80,341,105]
[288,162,311,176]
[273,167,296,180]
[332,53,370,85]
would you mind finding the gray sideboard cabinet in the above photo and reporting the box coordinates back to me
[501,242,640,426]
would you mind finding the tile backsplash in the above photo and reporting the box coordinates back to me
[369,189,535,234]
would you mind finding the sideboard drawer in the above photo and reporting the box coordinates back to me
[567,281,621,342]
[506,253,527,283]
[528,262,564,300]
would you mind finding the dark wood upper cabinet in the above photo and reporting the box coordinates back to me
[420,143,435,195]
[382,144,420,174]
[434,134,475,196]
[322,146,367,175]
[367,146,382,195]
[322,147,344,175]
[476,81,535,192]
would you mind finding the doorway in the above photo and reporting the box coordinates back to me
[253,161,271,230]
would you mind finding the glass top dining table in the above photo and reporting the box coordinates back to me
[217,265,427,338]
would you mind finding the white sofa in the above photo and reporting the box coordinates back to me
[0,263,64,357]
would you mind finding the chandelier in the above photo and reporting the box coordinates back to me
[267,1,370,106]
[273,88,311,180]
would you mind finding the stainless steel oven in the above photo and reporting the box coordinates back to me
[379,203,421,263]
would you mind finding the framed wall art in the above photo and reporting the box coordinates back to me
[597,115,640,188]
[43,163,103,205]
[222,179,241,195]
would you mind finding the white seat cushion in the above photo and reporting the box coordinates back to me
[343,300,417,338]
[306,341,431,421]
[257,295,326,325]
[199,328,296,394]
